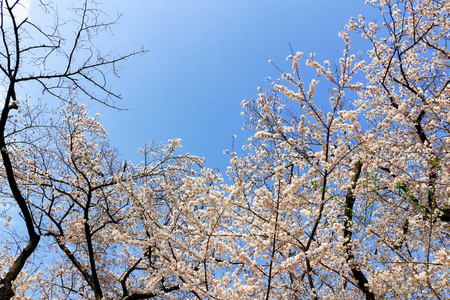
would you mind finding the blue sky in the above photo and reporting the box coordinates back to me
[61,0,378,173]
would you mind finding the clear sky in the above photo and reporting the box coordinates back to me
[34,0,379,173]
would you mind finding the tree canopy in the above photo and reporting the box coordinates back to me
[1,0,449,299]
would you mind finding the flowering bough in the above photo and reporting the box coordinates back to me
[3,98,228,299]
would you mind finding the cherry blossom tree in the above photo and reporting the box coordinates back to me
[0,0,144,298]
[0,0,225,298]
[220,0,450,299]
